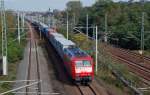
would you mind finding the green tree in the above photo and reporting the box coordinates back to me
[76,0,150,50]
[66,1,82,24]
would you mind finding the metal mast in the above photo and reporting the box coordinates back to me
[141,12,144,54]
[0,0,8,75]
[67,12,69,39]
[73,13,76,26]
[22,13,25,33]
[17,12,20,44]
[86,14,89,40]
[48,9,51,27]
[95,26,98,74]
[140,0,145,55]
[104,13,108,43]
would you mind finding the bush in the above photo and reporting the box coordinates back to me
[0,10,27,94]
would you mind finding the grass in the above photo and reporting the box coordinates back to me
[0,39,27,94]
[0,11,28,94]
[0,62,19,94]
[0,30,27,94]
[144,50,150,56]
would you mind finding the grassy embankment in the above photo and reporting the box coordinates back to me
[0,11,27,94]
[58,26,149,95]
[145,51,150,56]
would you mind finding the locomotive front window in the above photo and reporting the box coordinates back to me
[83,60,91,66]
[75,60,91,67]
[75,61,83,67]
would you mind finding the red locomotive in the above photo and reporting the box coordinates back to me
[32,20,95,83]
[48,32,94,83]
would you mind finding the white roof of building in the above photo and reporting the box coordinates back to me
[55,37,75,46]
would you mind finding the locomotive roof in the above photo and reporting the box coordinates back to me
[39,22,48,28]
[55,37,75,46]
[51,32,64,38]
[66,47,88,57]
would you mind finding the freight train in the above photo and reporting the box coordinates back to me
[30,20,94,84]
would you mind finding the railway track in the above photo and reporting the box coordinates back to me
[117,48,150,70]
[26,24,41,95]
[35,40,41,94]
[104,45,150,83]
[76,84,97,95]
[111,54,150,81]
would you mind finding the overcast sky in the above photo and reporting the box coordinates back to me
[4,0,142,11]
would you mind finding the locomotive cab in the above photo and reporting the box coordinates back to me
[63,46,94,84]
[74,59,94,83]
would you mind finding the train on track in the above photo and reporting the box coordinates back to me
[29,19,95,84]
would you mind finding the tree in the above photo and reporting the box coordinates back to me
[55,0,150,50]
[76,0,150,50]
[66,1,82,24]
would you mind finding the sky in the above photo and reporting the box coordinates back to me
[4,0,138,11]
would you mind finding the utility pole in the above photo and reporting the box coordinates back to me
[104,13,108,43]
[95,26,98,74]
[39,29,42,40]
[48,9,51,27]
[93,26,95,39]
[37,14,40,23]
[1,0,8,75]
[141,12,144,55]
[67,12,69,40]
[73,13,76,26]
[140,0,145,63]
[37,14,41,40]
[49,15,51,27]
[141,0,145,54]
[42,16,45,23]
[17,12,20,44]
[86,14,89,40]
[22,13,25,33]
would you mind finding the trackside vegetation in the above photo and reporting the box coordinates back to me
[0,11,27,93]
